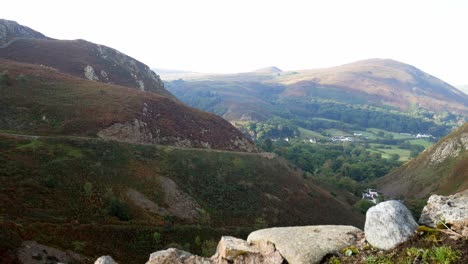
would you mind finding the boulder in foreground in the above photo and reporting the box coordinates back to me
[365,200,418,250]
[247,225,363,264]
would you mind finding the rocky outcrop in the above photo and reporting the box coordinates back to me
[430,133,468,164]
[17,240,87,264]
[159,177,205,222]
[146,248,207,264]
[212,236,283,264]
[96,98,258,152]
[419,189,468,228]
[0,19,49,46]
[247,226,363,264]
[95,255,118,264]
[84,65,100,81]
[144,237,283,264]
[365,200,418,250]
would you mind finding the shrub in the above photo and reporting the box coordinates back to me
[108,198,131,221]
[201,239,217,257]
[83,182,93,197]
[0,71,11,86]
[153,232,162,246]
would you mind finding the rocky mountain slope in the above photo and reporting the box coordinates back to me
[378,123,468,199]
[0,19,172,98]
[0,59,256,151]
[0,19,49,46]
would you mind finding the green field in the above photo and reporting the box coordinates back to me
[408,139,433,148]
[369,143,411,161]
[298,127,326,139]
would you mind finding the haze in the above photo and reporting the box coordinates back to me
[2,0,468,85]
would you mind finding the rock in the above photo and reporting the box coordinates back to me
[365,200,418,250]
[146,248,211,264]
[247,225,363,264]
[95,255,117,264]
[84,65,100,81]
[213,236,283,264]
[17,240,87,264]
[419,190,468,228]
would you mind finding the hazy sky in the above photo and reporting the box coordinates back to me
[2,0,468,84]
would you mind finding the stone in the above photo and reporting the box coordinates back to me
[247,225,363,264]
[419,190,468,228]
[17,240,87,264]
[146,248,212,264]
[213,236,283,264]
[365,200,418,250]
[94,255,117,264]
[84,65,99,81]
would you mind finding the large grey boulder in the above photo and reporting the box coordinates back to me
[94,255,117,264]
[365,200,418,250]
[419,190,468,228]
[247,225,363,264]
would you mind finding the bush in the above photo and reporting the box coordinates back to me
[0,71,11,86]
[108,198,131,221]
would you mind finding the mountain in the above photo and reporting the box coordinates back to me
[166,59,467,136]
[254,66,282,74]
[377,123,468,200]
[277,59,467,114]
[0,59,256,152]
[457,85,468,95]
[0,19,49,45]
[0,19,172,98]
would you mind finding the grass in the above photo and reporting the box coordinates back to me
[324,129,351,137]
[408,139,433,148]
[298,127,326,139]
[368,144,411,161]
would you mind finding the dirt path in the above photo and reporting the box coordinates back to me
[0,132,273,157]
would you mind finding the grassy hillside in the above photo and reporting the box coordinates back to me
[378,123,468,200]
[0,59,255,152]
[0,134,364,263]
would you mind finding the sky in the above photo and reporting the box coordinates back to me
[2,0,468,85]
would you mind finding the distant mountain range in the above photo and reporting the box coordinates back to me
[165,59,467,138]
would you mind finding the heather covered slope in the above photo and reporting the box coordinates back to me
[0,134,364,263]
[0,59,255,152]
[377,123,468,200]
[0,19,172,98]
[276,59,468,115]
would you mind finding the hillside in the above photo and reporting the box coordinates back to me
[0,19,49,46]
[0,19,173,98]
[0,59,255,152]
[166,59,467,137]
[0,134,364,263]
[457,85,468,95]
[377,123,468,200]
[276,59,468,115]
